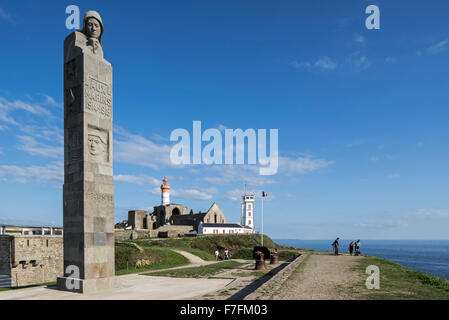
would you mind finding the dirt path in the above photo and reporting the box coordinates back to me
[274,253,364,300]
[172,250,206,264]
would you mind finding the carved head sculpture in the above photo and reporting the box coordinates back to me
[82,10,104,44]
[88,129,107,160]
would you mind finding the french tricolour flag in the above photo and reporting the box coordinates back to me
[262,191,268,198]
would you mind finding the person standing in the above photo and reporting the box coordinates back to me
[215,249,219,261]
[355,240,361,256]
[349,241,354,256]
[332,237,340,256]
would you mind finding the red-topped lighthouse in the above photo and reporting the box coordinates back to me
[161,176,170,205]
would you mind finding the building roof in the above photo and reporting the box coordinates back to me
[201,223,243,228]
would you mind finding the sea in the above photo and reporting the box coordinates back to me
[274,239,449,281]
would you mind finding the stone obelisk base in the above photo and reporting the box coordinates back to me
[56,276,120,294]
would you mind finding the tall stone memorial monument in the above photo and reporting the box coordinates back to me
[57,10,117,293]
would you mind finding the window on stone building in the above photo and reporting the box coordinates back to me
[46,239,49,247]
[27,240,30,247]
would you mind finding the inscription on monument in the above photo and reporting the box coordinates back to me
[93,233,107,246]
[86,192,113,202]
[85,76,112,118]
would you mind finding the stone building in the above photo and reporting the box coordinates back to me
[0,234,63,287]
[127,177,229,235]
[198,223,254,235]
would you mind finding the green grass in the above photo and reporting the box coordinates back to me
[146,261,245,278]
[231,248,253,260]
[0,281,56,291]
[354,255,449,300]
[115,246,189,275]
[172,247,215,261]
[133,234,283,256]
[278,250,300,261]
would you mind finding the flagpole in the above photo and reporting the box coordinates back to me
[261,195,264,247]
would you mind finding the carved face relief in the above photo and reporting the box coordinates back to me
[87,127,109,163]
[88,134,105,156]
[86,18,101,39]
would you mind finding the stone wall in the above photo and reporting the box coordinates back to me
[0,236,12,286]
[114,229,160,240]
[244,253,307,300]
[114,229,133,241]
[128,210,147,229]
[171,213,206,230]
[0,235,63,287]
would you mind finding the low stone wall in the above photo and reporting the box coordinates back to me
[114,229,157,240]
[114,229,132,241]
[244,253,308,300]
[114,227,191,240]
[0,235,63,287]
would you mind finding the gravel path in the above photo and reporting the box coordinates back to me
[172,250,206,264]
[274,253,364,300]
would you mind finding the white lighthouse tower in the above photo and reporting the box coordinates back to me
[241,190,255,229]
[161,176,170,205]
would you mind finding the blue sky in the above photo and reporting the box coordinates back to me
[0,0,448,239]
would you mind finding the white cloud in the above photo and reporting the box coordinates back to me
[415,142,424,148]
[20,124,63,144]
[224,189,244,201]
[0,8,14,24]
[199,164,277,187]
[114,174,160,186]
[314,57,337,70]
[401,208,449,221]
[147,186,216,201]
[385,56,397,64]
[40,94,62,109]
[346,52,371,71]
[224,188,272,202]
[0,97,52,126]
[195,155,332,188]
[279,156,333,175]
[353,220,404,230]
[0,161,63,183]
[114,126,173,169]
[16,135,63,159]
[427,39,449,55]
[354,33,366,44]
[291,56,337,71]
[346,140,364,148]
